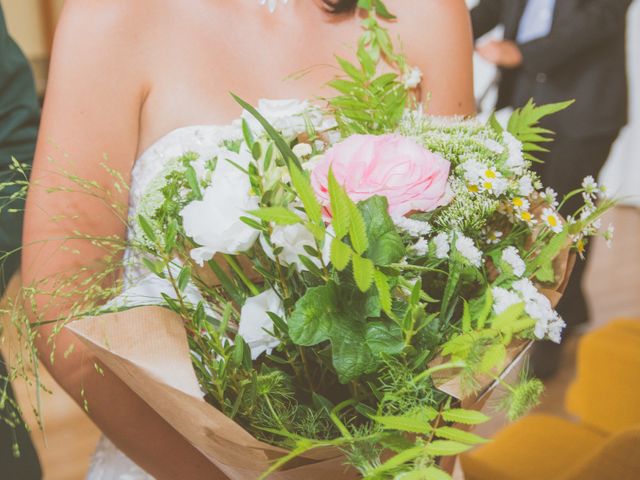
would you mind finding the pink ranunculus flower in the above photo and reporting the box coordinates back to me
[311,134,451,217]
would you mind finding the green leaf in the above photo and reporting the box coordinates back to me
[137,215,158,244]
[177,266,191,292]
[479,343,507,373]
[249,207,302,225]
[370,409,437,434]
[491,302,525,331]
[374,270,392,315]
[369,447,425,476]
[365,321,404,356]
[398,467,453,480]
[357,44,376,78]
[289,165,323,228]
[185,165,203,200]
[475,288,494,330]
[441,408,490,425]
[435,426,489,445]
[535,260,556,283]
[379,432,415,453]
[373,0,397,19]
[424,440,472,457]
[328,170,352,239]
[336,56,365,82]
[330,238,352,271]
[231,94,301,169]
[348,202,369,255]
[241,118,254,149]
[358,196,405,265]
[289,282,383,383]
[461,300,471,332]
[288,285,335,346]
[352,254,375,292]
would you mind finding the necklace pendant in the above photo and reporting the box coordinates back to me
[260,0,289,14]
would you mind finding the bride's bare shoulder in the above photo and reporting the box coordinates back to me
[386,0,475,115]
[387,0,472,45]
[53,0,173,59]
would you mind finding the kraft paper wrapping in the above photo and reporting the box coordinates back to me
[68,307,358,479]
[67,242,574,479]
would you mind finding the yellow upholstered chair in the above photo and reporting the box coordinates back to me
[461,319,640,480]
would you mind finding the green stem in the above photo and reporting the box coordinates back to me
[223,254,260,296]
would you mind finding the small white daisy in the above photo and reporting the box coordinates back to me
[541,208,563,233]
[604,224,615,248]
[582,175,598,194]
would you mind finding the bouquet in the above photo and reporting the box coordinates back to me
[2,2,613,479]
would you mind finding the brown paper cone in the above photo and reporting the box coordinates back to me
[68,307,357,479]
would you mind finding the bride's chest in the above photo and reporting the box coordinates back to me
[136,19,399,154]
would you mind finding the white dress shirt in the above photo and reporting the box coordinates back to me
[517,0,557,43]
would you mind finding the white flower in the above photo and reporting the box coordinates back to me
[582,175,598,194]
[261,222,319,271]
[541,187,559,208]
[240,99,335,138]
[503,132,525,172]
[394,216,433,237]
[512,278,565,342]
[492,286,521,314]
[517,176,535,197]
[483,138,505,155]
[181,150,260,266]
[501,246,526,277]
[455,234,483,267]
[239,289,283,359]
[433,232,450,259]
[410,238,430,257]
[461,159,485,186]
[541,207,563,233]
[604,224,615,248]
[511,197,531,212]
[547,315,566,344]
[402,66,423,89]
[518,209,537,225]
[292,142,313,158]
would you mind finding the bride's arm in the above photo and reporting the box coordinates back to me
[22,2,226,478]
[394,0,476,116]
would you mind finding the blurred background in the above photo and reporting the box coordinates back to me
[1,0,639,478]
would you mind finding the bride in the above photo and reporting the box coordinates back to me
[22,0,474,478]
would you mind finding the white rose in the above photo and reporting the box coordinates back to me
[180,149,259,266]
[239,289,283,359]
[241,99,336,138]
[261,222,319,271]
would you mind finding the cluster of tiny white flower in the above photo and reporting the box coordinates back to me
[501,246,526,277]
[394,216,433,237]
[455,234,483,267]
[493,278,566,343]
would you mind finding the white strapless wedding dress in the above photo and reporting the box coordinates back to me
[86,124,242,480]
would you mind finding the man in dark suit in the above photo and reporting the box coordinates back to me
[471,0,632,377]
[0,5,42,478]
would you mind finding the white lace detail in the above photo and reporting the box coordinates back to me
[88,124,240,480]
